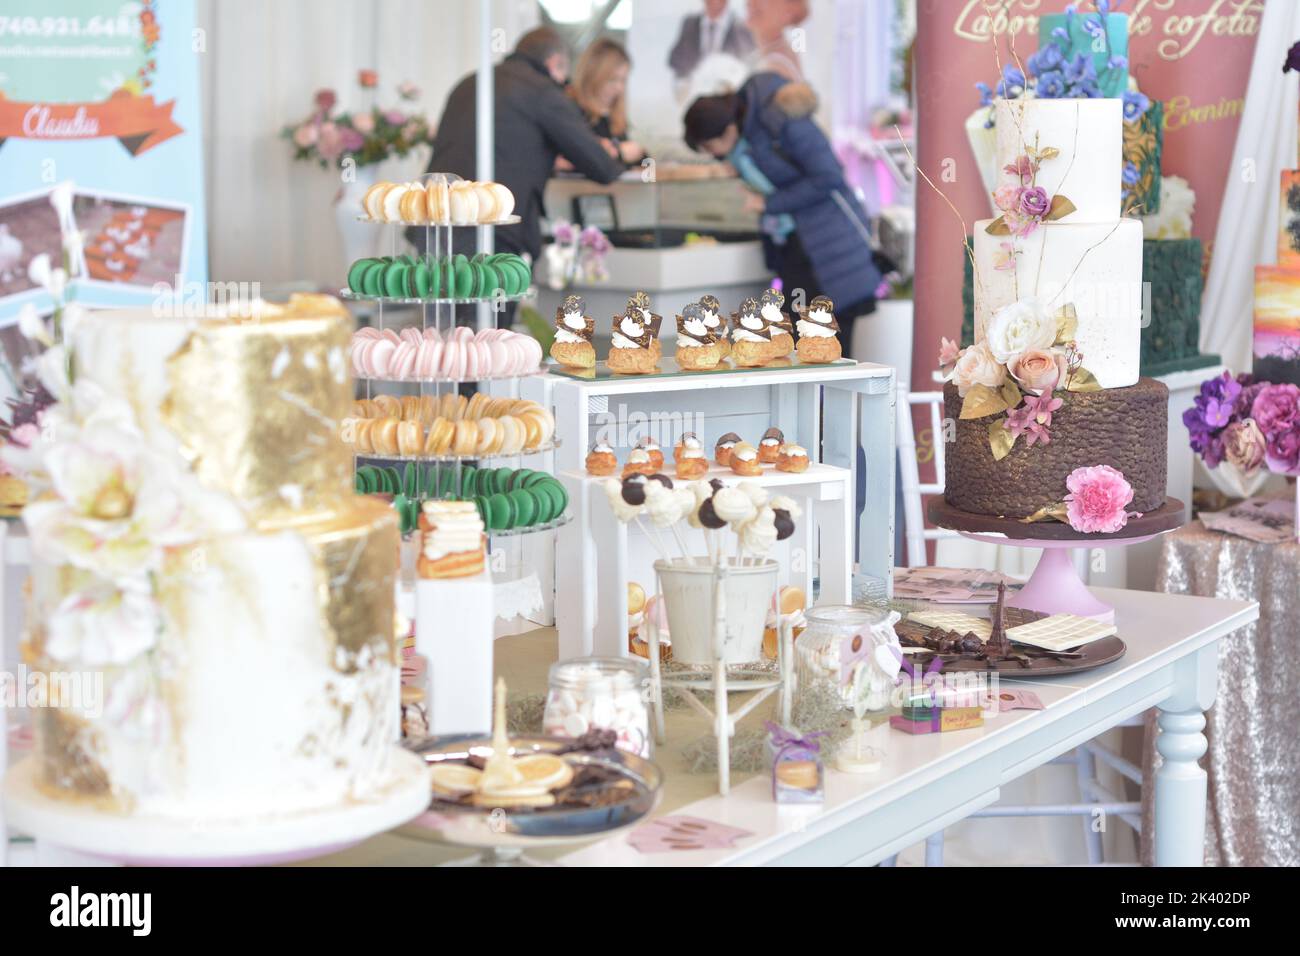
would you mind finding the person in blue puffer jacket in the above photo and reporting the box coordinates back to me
[684,73,881,348]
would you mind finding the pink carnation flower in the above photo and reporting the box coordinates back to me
[1063,465,1138,534]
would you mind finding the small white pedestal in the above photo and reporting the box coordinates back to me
[417,570,496,735]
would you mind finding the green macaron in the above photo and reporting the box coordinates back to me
[413,259,432,298]
[507,488,537,527]
[402,463,419,499]
[485,492,514,530]
[361,260,387,296]
[347,258,375,293]
[382,260,408,298]
[383,466,401,493]
[452,254,472,299]
[492,467,514,495]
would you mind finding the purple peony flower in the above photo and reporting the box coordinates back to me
[1266,428,1300,474]
[1251,382,1300,473]
[1019,186,1050,219]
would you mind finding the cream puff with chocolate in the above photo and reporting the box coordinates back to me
[607,307,657,375]
[729,441,762,477]
[550,294,596,369]
[698,294,730,358]
[585,439,617,476]
[635,435,664,471]
[795,295,841,364]
[758,427,784,464]
[714,431,741,467]
[675,302,723,370]
[760,288,793,358]
[776,442,809,473]
[730,297,773,367]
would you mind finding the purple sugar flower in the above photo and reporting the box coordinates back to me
[1037,70,1066,99]
[1122,90,1150,122]
[1019,186,1050,218]
[1005,391,1064,447]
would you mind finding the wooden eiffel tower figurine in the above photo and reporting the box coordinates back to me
[985,582,1013,660]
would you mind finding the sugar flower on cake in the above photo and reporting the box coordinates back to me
[43,578,164,667]
[984,298,1056,365]
[1063,465,1138,534]
[18,380,246,582]
[1008,348,1067,394]
[947,341,1006,397]
[1003,389,1063,447]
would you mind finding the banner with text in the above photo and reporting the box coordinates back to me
[0,0,206,357]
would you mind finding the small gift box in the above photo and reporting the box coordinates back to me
[889,706,984,735]
[765,721,826,804]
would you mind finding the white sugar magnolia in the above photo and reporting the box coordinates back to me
[44,580,164,667]
[985,297,1056,366]
[20,379,246,667]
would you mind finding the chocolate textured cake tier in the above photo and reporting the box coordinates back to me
[943,378,1168,518]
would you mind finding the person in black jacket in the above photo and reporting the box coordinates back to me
[409,28,624,261]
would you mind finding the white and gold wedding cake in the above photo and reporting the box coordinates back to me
[16,294,403,819]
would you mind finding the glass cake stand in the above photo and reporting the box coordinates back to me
[400,733,662,866]
[2,749,430,866]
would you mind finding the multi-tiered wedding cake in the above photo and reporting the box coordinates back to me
[943,92,1168,527]
[17,295,404,819]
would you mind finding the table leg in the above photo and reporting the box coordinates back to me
[1153,644,1218,866]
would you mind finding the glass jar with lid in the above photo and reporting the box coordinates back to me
[795,605,902,711]
[543,657,651,757]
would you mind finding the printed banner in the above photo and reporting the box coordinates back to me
[0,0,206,395]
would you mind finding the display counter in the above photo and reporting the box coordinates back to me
[537,166,771,340]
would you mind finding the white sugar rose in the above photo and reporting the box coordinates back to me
[949,341,1006,397]
[985,298,1055,365]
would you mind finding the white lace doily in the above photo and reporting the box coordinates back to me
[493,570,543,621]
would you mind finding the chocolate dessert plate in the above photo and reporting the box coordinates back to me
[928,497,1186,541]
[899,633,1127,677]
[402,734,662,851]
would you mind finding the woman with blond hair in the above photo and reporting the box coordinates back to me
[566,38,646,167]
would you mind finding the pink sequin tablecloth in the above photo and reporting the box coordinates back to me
[1142,520,1300,866]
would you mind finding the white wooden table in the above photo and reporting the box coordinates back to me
[560,587,1258,867]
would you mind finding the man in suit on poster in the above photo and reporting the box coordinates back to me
[668,0,756,79]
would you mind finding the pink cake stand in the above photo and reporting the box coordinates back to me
[927,498,1186,625]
